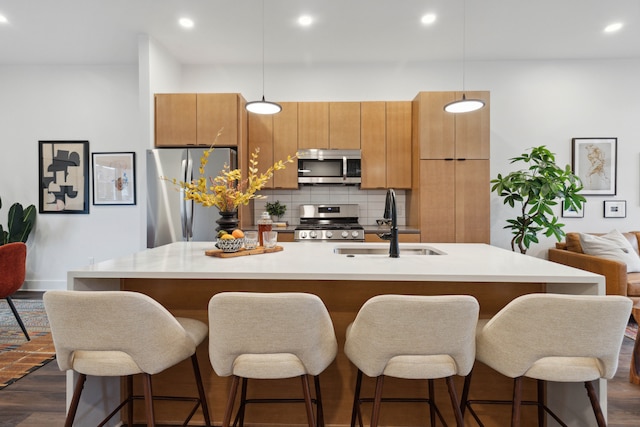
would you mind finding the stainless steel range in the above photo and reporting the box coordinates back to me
[294,204,365,241]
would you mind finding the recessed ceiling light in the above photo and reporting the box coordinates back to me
[421,13,437,25]
[604,22,623,33]
[179,17,194,29]
[0,14,8,24]
[298,15,313,27]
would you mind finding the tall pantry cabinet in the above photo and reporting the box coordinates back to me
[409,91,490,243]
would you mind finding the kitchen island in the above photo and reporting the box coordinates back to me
[67,242,605,426]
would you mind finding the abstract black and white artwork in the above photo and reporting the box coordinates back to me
[39,141,89,214]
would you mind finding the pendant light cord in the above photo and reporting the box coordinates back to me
[462,0,467,91]
[261,0,265,97]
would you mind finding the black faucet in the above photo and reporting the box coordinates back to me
[379,189,399,258]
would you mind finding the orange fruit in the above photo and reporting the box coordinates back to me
[220,234,235,240]
[231,229,245,239]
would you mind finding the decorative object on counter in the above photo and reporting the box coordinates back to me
[491,145,586,254]
[265,200,286,221]
[244,231,258,249]
[164,130,296,233]
[205,245,283,258]
[257,211,273,247]
[38,140,90,214]
[216,236,244,253]
[262,231,278,249]
[216,210,239,233]
[604,200,626,218]
[91,152,136,205]
[0,197,36,246]
[572,137,617,196]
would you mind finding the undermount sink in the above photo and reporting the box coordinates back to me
[333,246,445,256]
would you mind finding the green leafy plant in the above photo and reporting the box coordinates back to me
[265,200,286,219]
[491,146,586,254]
[0,197,37,245]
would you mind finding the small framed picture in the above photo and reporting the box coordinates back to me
[92,152,136,205]
[571,137,617,196]
[39,140,90,214]
[603,200,626,218]
[561,200,584,218]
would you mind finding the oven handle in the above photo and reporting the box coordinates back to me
[343,155,347,180]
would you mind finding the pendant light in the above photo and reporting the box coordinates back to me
[444,0,484,114]
[246,0,281,115]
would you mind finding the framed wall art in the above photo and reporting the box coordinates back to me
[571,137,617,196]
[39,141,89,214]
[561,199,584,218]
[92,152,136,205]
[603,200,626,218]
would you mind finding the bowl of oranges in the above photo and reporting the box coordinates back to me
[216,229,245,253]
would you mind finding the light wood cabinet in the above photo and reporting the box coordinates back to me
[154,93,197,147]
[329,102,361,149]
[298,102,329,149]
[360,101,412,189]
[418,159,490,243]
[154,93,245,147]
[415,91,490,160]
[246,102,298,190]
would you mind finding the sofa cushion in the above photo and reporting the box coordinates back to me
[627,273,640,297]
[579,230,640,273]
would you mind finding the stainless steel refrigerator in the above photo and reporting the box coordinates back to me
[146,148,237,248]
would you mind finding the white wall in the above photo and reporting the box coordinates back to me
[1,55,638,289]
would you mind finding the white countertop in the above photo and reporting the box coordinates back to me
[69,242,603,285]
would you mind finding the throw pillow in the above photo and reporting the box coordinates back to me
[579,230,640,273]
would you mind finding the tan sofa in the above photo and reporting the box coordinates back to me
[548,231,640,303]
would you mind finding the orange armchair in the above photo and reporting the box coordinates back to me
[0,242,30,340]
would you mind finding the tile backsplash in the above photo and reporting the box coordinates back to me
[254,187,406,226]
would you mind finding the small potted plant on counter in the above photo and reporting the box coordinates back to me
[266,200,287,222]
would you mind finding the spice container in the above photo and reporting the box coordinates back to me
[257,211,273,247]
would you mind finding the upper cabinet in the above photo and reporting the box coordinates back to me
[154,93,246,147]
[329,102,361,149]
[246,102,298,190]
[414,91,490,160]
[298,102,329,149]
[360,101,412,189]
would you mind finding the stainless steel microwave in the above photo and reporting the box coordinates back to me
[297,149,361,185]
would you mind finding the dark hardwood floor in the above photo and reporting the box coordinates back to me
[1,337,639,426]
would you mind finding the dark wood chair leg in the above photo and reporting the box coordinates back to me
[235,377,248,427]
[127,375,134,427]
[65,373,86,427]
[350,369,364,427]
[584,381,607,427]
[314,375,325,427]
[142,373,155,427]
[428,379,436,427]
[301,375,316,427]
[191,354,212,426]
[460,369,473,416]
[223,376,240,427]
[370,375,385,427]
[6,296,30,341]
[511,377,523,427]
[537,379,545,427]
[446,376,465,427]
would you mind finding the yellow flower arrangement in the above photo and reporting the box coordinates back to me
[165,130,297,211]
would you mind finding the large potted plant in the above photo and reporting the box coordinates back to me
[0,197,37,245]
[491,146,585,254]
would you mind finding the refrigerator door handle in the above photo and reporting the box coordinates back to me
[181,151,194,240]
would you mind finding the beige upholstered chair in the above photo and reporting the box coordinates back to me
[461,293,632,427]
[208,292,338,427]
[44,290,211,427]
[344,294,480,427]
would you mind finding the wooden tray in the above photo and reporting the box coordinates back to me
[205,245,284,258]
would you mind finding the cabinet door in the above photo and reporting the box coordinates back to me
[419,160,456,242]
[454,160,490,243]
[197,93,240,147]
[154,94,197,147]
[298,102,329,149]
[455,91,490,159]
[386,101,412,189]
[329,102,361,149]
[416,92,456,159]
[273,102,299,189]
[248,113,274,188]
[360,102,386,189]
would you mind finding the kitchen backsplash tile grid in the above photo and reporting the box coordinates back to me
[254,187,406,226]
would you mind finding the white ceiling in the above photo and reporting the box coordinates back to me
[1,0,639,66]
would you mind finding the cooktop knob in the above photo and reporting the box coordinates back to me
[351,231,360,238]
[310,231,318,239]
[341,231,349,238]
[326,231,333,238]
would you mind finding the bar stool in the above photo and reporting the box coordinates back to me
[44,290,211,427]
[344,294,480,427]
[461,293,632,427]
[208,292,338,427]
